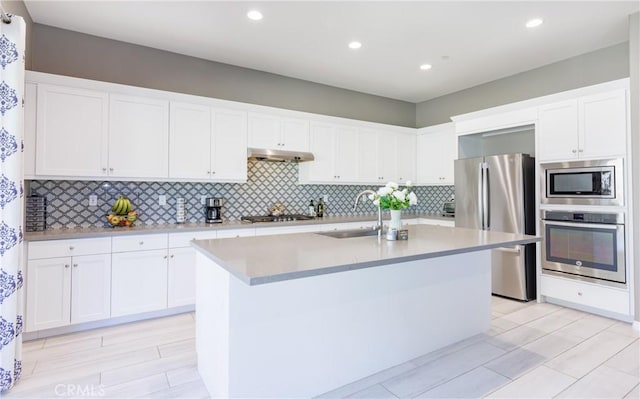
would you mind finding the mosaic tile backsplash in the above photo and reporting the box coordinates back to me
[28,161,454,229]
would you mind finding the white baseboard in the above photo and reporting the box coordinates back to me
[23,305,194,341]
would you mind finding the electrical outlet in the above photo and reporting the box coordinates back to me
[201,195,207,205]
[323,194,329,202]
[158,195,167,206]
[88,195,98,206]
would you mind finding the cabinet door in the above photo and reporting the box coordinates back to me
[334,126,359,182]
[36,84,108,177]
[304,123,336,182]
[26,258,71,331]
[169,102,211,179]
[168,247,196,307]
[280,118,310,151]
[109,94,169,178]
[417,129,455,185]
[357,129,380,184]
[111,249,168,317]
[24,83,37,178]
[378,132,398,183]
[211,109,248,181]
[537,100,579,162]
[70,254,111,324]
[248,113,280,149]
[396,133,417,184]
[579,90,627,159]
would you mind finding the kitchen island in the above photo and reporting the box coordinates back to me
[192,224,539,398]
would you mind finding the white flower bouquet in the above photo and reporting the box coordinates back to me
[369,181,418,210]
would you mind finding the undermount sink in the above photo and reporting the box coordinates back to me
[315,229,379,239]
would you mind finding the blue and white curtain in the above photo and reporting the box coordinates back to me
[0,13,26,393]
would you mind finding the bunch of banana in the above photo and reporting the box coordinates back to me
[111,195,132,215]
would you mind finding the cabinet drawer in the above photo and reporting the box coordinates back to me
[28,237,111,259]
[169,231,218,248]
[112,234,167,252]
[216,228,255,238]
[541,275,630,315]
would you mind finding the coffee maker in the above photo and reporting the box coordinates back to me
[205,198,223,224]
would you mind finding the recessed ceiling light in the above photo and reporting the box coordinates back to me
[526,18,543,28]
[247,10,263,21]
[420,64,432,71]
[348,41,362,49]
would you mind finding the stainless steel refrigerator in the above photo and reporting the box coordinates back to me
[454,153,536,301]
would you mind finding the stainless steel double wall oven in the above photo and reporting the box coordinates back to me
[540,159,626,287]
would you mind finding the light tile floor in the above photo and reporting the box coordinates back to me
[6,297,639,398]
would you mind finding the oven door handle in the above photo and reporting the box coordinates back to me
[541,220,622,230]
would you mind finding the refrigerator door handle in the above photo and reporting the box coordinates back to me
[478,163,484,229]
[484,164,490,230]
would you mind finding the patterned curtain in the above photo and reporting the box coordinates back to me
[0,13,26,393]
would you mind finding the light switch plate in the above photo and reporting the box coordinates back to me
[88,195,98,206]
[158,195,167,206]
[201,195,207,205]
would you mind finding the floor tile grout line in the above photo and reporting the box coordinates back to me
[622,383,639,398]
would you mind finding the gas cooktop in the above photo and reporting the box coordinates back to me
[241,214,315,223]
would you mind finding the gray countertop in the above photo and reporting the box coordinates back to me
[192,224,539,286]
[24,213,454,241]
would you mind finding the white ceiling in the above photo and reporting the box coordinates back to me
[24,1,639,103]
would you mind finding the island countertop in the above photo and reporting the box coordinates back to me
[192,224,539,285]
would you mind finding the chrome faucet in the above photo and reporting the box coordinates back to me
[353,190,383,239]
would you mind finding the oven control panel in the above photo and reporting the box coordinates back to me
[542,211,624,224]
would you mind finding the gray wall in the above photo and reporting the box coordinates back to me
[30,23,415,128]
[630,12,639,323]
[1,0,33,69]
[416,42,630,127]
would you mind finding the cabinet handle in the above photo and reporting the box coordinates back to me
[578,149,584,153]
[572,149,577,153]
[102,167,107,172]
[212,171,216,175]
[139,241,144,245]
[163,255,168,259]
[110,167,114,172]
[170,254,174,258]
[65,264,70,268]
[207,171,211,175]
[69,246,74,250]
[577,292,583,296]
[73,264,78,268]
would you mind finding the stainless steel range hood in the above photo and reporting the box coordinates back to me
[247,148,315,162]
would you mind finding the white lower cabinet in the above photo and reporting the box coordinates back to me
[111,249,168,317]
[167,247,196,307]
[26,253,111,331]
[541,275,630,316]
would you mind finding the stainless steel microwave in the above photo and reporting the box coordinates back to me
[541,159,623,206]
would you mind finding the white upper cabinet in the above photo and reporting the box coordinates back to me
[416,123,457,185]
[579,90,627,159]
[396,133,417,184]
[169,103,247,182]
[211,109,248,181]
[248,112,309,152]
[109,94,169,178]
[299,122,358,184]
[357,129,379,183]
[35,84,109,177]
[24,83,37,178]
[538,89,627,161]
[169,102,212,179]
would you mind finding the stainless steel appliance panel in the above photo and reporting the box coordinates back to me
[485,153,526,235]
[454,156,484,230]
[492,246,528,300]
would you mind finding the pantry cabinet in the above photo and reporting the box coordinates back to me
[109,94,169,178]
[416,124,457,185]
[26,238,112,332]
[538,89,627,161]
[299,122,359,184]
[35,84,109,177]
[248,112,309,152]
[169,103,247,182]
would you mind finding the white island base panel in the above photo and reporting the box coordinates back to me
[195,250,492,398]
